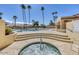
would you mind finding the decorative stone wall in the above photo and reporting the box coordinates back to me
[0,20,5,38]
[0,20,15,49]
[66,20,79,54]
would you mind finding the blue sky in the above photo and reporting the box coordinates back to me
[0,4,79,25]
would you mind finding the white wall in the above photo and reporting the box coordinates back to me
[73,20,79,32]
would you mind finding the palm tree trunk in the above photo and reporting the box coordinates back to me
[52,15,55,25]
[22,9,27,31]
[42,11,44,25]
[22,9,24,31]
[24,10,27,30]
[28,9,31,24]
[14,19,16,29]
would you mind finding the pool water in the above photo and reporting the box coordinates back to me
[13,28,39,32]
[19,42,61,55]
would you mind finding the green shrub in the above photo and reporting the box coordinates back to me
[5,27,12,35]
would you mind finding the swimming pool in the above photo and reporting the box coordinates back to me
[13,28,39,32]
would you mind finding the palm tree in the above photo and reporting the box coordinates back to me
[35,21,39,28]
[32,20,35,27]
[13,16,17,29]
[0,12,3,19]
[52,12,55,23]
[32,20,39,30]
[21,4,26,30]
[34,21,39,30]
[52,11,58,25]
[41,6,45,26]
[27,5,31,24]
[49,20,54,25]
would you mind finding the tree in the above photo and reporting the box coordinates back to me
[13,16,17,28]
[34,21,39,30]
[52,11,58,24]
[35,21,39,27]
[32,20,35,27]
[49,20,54,25]
[32,20,39,30]
[27,5,31,24]
[21,4,27,30]
[0,12,3,19]
[41,6,45,26]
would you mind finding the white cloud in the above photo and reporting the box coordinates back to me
[6,20,32,24]
[6,20,12,23]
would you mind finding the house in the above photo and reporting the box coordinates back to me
[56,14,79,32]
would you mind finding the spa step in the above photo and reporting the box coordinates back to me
[16,33,70,40]
[16,36,70,40]
[17,33,68,37]
[15,36,72,43]
[16,33,70,42]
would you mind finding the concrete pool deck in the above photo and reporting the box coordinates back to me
[0,30,78,55]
